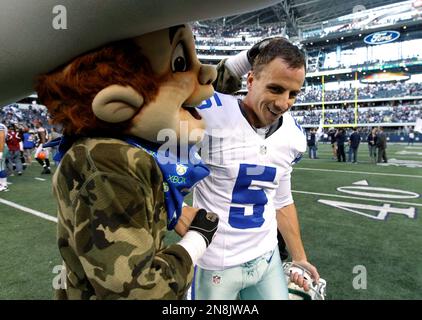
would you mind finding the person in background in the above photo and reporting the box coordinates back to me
[328,128,337,160]
[335,128,346,162]
[376,127,388,163]
[22,127,36,166]
[34,120,51,174]
[367,127,377,164]
[306,128,317,159]
[347,129,353,163]
[349,127,361,164]
[0,121,8,191]
[408,129,415,146]
[6,123,23,176]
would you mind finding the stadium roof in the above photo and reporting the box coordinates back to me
[202,0,408,36]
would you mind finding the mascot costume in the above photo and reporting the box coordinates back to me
[0,0,279,299]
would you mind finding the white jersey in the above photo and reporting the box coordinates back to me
[193,92,306,270]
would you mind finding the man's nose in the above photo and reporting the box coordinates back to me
[198,64,217,86]
[275,92,291,113]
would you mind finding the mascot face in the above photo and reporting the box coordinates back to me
[127,25,216,143]
[90,24,216,144]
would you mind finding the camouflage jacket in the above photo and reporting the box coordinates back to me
[54,137,193,299]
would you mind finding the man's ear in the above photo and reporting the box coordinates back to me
[246,71,254,89]
[92,85,144,123]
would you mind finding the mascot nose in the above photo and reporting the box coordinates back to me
[198,64,217,86]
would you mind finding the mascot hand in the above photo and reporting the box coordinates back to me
[247,37,279,65]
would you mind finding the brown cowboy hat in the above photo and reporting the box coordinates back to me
[0,0,278,106]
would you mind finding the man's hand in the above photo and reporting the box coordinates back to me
[188,209,218,247]
[174,206,199,237]
[289,260,320,292]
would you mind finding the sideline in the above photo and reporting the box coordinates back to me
[0,198,58,223]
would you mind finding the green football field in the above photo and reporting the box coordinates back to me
[0,143,421,300]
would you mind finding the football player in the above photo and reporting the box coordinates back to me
[34,120,51,174]
[191,38,319,300]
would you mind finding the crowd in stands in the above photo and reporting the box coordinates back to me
[196,39,251,47]
[192,23,285,40]
[1,104,50,130]
[196,48,243,56]
[296,82,422,103]
[292,104,421,126]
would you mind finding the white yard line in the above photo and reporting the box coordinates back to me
[0,198,57,223]
[292,190,422,207]
[34,178,46,181]
[294,167,422,179]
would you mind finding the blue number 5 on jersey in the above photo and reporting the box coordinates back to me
[229,164,276,229]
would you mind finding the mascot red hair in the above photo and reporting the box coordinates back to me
[0,0,279,299]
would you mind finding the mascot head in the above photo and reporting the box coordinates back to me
[36,24,216,143]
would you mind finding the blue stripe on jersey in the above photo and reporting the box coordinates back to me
[292,116,305,136]
[198,93,222,110]
[291,153,303,165]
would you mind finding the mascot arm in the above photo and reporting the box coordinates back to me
[214,38,274,94]
[213,47,251,94]
[72,172,193,299]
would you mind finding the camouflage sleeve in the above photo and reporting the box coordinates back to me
[73,173,193,299]
[56,140,193,299]
[213,58,243,94]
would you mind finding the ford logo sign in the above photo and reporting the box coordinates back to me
[364,31,400,45]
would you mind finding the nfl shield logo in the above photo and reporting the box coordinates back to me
[176,164,188,176]
[212,275,221,285]
[260,145,267,155]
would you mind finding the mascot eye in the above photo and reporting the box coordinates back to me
[171,42,188,72]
